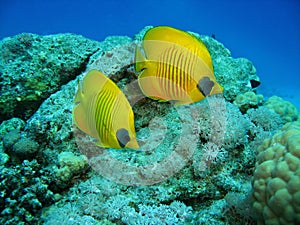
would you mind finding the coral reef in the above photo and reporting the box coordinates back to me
[0,33,101,122]
[0,160,57,224]
[252,121,300,224]
[0,26,298,224]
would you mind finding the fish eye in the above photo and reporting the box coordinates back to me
[116,128,130,148]
[197,76,215,97]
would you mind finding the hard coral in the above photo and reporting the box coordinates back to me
[12,137,39,159]
[252,121,300,225]
[264,96,299,123]
[2,128,39,162]
[0,160,56,224]
[0,118,25,140]
[234,91,264,113]
[54,152,88,188]
[0,33,100,122]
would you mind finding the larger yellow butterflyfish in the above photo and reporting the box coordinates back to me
[72,70,139,149]
[135,26,223,105]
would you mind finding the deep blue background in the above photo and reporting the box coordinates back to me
[1,0,299,107]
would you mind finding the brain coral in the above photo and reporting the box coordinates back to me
[252,121,300,225]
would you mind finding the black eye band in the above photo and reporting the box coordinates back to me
[250,79,261,88]
[116,128,130,148]
[197,76,215,97]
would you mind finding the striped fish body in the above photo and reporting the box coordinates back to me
[135,26,223,105]
[72,70,139,149]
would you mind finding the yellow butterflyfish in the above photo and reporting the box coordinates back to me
[135,26,223,105]
[72,70,139,149]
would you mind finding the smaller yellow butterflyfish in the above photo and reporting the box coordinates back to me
[135,26,223,105]
[72,70,139,149]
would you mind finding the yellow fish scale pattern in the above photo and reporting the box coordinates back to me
[94,88,116,143]
[156,45,198,100]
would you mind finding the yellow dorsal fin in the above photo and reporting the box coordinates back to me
[73,103,91,136]
[143,26,213,72]
[74,79,82,103]
[82,70,108,97]
[73,79,91,135]
[135,45,147,72]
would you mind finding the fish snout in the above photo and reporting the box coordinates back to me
[126,138,140,150]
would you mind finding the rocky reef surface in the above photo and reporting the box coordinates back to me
[0,26,299,225]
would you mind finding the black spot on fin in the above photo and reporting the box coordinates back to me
[250,79,261,88]
[197,77,215,97]
[116,128,130,148]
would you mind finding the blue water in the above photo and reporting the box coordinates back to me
[1,0,299,108]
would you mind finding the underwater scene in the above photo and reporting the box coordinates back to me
[0,0,299,225]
